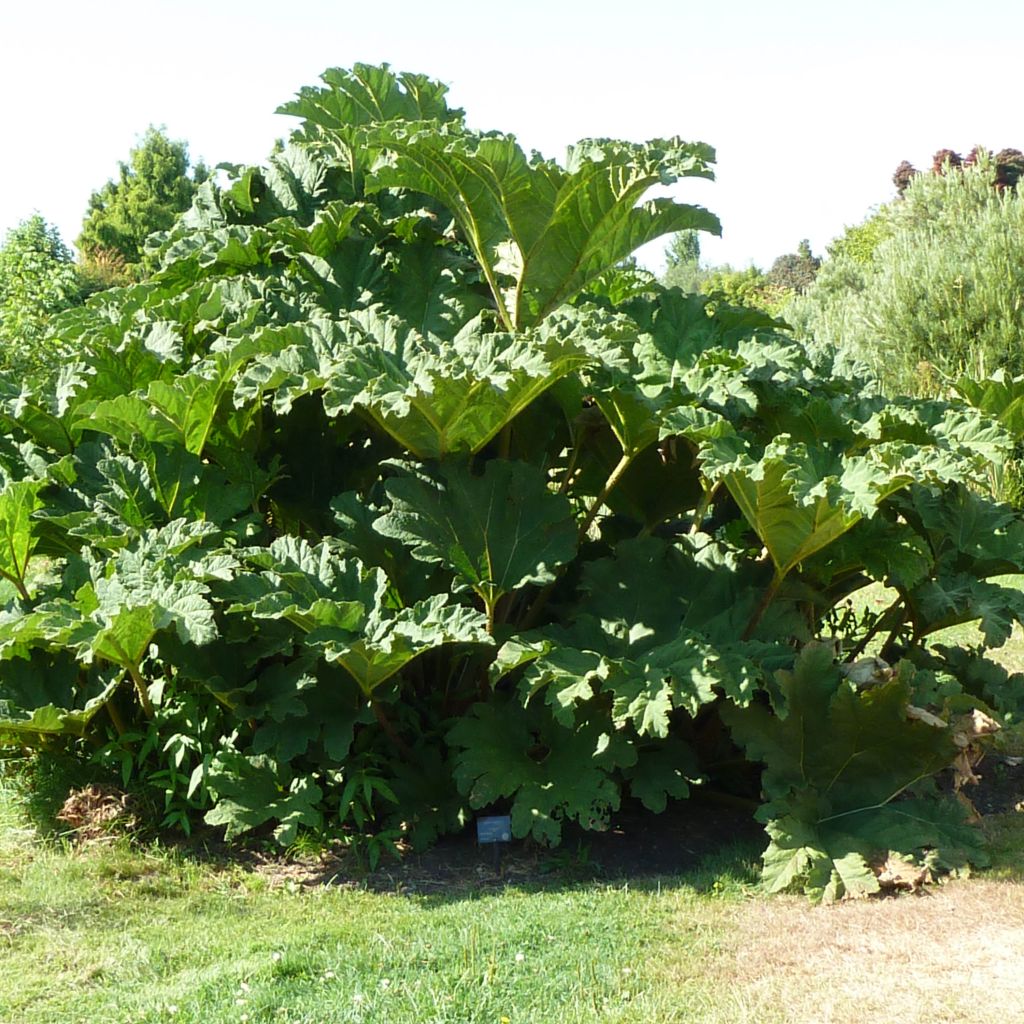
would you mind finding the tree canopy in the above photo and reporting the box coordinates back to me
[77,126,209,275]
[0,215,81,381]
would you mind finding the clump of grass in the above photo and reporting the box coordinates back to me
[981,812,1024,880]
[1,750,120,838]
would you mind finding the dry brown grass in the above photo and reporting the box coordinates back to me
[667,879,1024,1024]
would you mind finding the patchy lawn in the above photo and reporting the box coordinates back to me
[2,772,1023,1024]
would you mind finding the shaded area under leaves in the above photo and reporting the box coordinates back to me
[198,796,766,895]
[965,755,1024,815]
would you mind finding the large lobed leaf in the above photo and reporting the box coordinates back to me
[723,643,985,900]
[226,536,490,693]
[368,126,720,329]
[491,538,773,735]
[236,309,592,458]
[448,699,633,844]
[376,459,578,628]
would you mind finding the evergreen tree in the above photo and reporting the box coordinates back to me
[662,229,706,292]
[77,126,209,275]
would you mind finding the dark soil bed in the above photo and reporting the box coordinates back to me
[971,755,1024,815]
[239,795,766,894]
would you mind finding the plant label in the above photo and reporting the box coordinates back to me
[476,815,511,844]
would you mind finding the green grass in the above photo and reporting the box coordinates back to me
[0,778,759,1024]
[849,575,1024,673]
[982,811,1024,880]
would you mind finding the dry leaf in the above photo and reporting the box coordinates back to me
[877,854,933,893]
[840,656,893,688]
[906,705,947,729]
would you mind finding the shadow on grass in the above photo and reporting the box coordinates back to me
[982,811,1024,881]
[2,750,767,908]
[5,748,1021,910]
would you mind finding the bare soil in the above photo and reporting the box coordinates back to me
[970,755,1024,815]
[241,756,1024,895]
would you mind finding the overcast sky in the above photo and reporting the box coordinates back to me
[2,0,1022,271]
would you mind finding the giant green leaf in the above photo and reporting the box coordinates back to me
[623,738,702,813]
[313,594,490,695]
[204,752,323,846]
[953,370,1024,440]
[241,655,369,764]
[375,459,577,629]
[279,63,462,139]
[702,436,913,579]
[85,335,272,459]
[324,312,592,457]
[238,310,591,458]
[226,536,373,634]
[368,127,720,329]
[491,538,773,732]
[226,538,490,693]
[448,699,633,844]
[723,643,985,900]
[0,375,80,455]
[0,479,44,597]
[0,651,118,746]
[909,574,1024,647]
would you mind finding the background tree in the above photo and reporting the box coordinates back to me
[766,239,820,292]
[893,146,1024,195]
[77,126,209,276]
[994,148,1024,190]
[662,233,818,314]
[661,228,707,293]
[0,215,81,382]
[892,159,918,196]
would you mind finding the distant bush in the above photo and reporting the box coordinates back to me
[0,216,82,384]
[789,156,1024,395]
[700,265,792,318]
[766,239,820,293]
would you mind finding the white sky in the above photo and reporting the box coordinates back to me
[2,0,1022,271]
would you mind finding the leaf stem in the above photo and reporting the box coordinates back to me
[497,423,512,460]
[689,480,720,535]
[369,699,414,760]
[519,581,554,631]
[577,452,633,543]
[558,443,583,495]
[846,595,904,660]
[0,568,31,604]
[106,695,128,737]
[126,663,155,720]
[742,570,783,641]
[521,452,635,630]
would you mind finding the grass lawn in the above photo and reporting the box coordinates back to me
[0,778,754,1024]
[2,772,1023,1024]
[850,574,1024,674]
